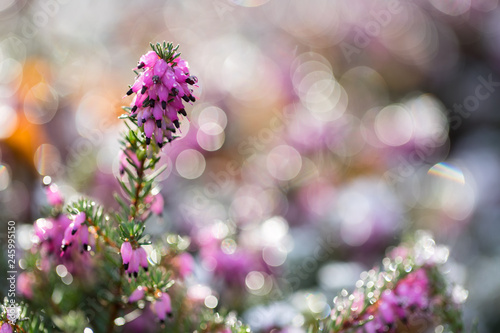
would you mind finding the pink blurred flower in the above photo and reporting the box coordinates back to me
[174,252,194,278]
[17,272,35,299]
[45,184,63,206]
[129,286,146,303]
[145,193,164,216]
[119,150,141,176]
[152,292,172,323]
[0,323,12,333]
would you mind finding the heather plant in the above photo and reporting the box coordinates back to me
[0,42,468,333]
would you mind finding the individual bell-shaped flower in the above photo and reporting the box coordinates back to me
[121,241,133,271]
[129,286,146,303]
[153,292,172,323]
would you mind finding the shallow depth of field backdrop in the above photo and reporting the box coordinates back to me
[0,0,499,332]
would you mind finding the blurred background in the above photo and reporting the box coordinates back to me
[0,0,499,332]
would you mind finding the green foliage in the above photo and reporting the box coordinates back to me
[149,41,181,63]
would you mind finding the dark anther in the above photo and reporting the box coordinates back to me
[141,118,146,124]
[137,62,145,69]
[189,95,196,102]
[124,263,129,270]
[133,271,138,278]
[143,267,148,272]
[161,101,167,110]
[171,88,179,95]
[185,76,198,85]
[71,229,77,236]
[152,75,160,84]
[149,99,155,107]
[126,88,133,95]
[84,244,91,252]
[173,120,180,128]
[158,142,164,148]
[61,244,67,251]
[156,120,162,128]
[178,109,187,116]
[131,105,137,112]
[141,86,148,94]
[145,137,151,145]
[182,95,190,103]
[167,312,173,318]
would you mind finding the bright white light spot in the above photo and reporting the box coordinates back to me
[266,145,302,181]
[374,104,414,146]
[176,149,206,179]
[0,105,17,139]
[56,265,68,278]
[261,216,288,244]
[245,271,265,291]
[204,295,218,309]
[262,245,287,267]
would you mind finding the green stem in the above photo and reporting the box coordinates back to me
[130,148,147,222]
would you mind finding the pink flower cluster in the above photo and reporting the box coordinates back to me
[126,49,197,147]
[33,215,72,256]
[127,287,173,323]
[34,186,94,258]
[358,269,430,332]
[120,241,148,277]
[60,212,91,256]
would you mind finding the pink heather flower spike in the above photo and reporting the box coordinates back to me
[0,323,12,333]
[126,42,198,149]
[129,286,146,303]
[45,184,63,206]
[153,292,172,323]
[121,241,133,271]
[150,193,164,216]
[136,246,149,272]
